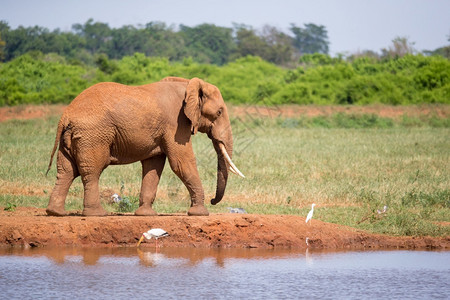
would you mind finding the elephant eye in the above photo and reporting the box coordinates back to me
[217,108,223,117]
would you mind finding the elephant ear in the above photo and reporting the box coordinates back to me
[184,78,204,135]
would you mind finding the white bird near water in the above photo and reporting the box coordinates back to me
[137,228,169,248]
[305,203,316,225]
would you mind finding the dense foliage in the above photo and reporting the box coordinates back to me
[0,20,329,66]
[1,19,448,106]
[0,52,448,106]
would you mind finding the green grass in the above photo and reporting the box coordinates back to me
[0,110,449,237]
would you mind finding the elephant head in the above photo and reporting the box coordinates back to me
[184,78,245,205]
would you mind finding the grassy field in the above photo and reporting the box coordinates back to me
[0,106,449,237]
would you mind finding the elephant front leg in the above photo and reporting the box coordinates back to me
[135,154,166,216]
[167,147,209,216]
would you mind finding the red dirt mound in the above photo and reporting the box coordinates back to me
[0,207,448,249]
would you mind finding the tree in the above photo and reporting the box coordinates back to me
[0,21,86,62]
[142,22,185,60]
[346,49,380,62]
[44,29,86,58]
[180,23,235,65]
[0,24,49,60]
[424,45,450,59]
[381,36,416,58]
[290,23,329,55]
[422,34,450,59]
[233,24,268,59]
[108,25,142,58]
[0,32,5,61]
[260,25,296,66]
[72,19,111,54]
[233,24,295,65]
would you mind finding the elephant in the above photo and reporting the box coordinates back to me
[46,77,244,217]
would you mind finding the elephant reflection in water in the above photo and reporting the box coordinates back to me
[8,247,302,268]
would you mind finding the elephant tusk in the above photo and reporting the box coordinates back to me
[219,144,245,178]
[229,166,239,176]
[230,165,245,178]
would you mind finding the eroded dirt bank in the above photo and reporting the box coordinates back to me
[0,207,448,249]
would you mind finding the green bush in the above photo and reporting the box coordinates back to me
[0,52,98,105]
[1,52,449,106]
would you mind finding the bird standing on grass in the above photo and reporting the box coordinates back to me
[377,205,388,214]
[111,193,122,203]
[227,207,247,214]
[137,228,169,248]
[305,203,316,225]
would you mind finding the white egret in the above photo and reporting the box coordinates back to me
[377,205,388,214]
[305,203,316,225]
[111,193,122,203]
[227,207,247,214]
[137,228,169,248]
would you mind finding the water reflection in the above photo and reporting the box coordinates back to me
[0,246,313,268]
[1,247,449,299]
[305,248,313,266]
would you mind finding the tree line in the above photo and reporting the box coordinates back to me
[1,19,448,67]
[0,19,331,66]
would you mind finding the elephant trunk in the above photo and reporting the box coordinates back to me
[210,132,245,205]
[210,141,227,205]
[211,140,230,205]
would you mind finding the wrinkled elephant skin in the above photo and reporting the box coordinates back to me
[46,77,241,217]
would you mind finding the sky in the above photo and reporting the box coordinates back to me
[1,0,449,55]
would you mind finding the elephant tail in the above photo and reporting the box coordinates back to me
[46,117,66,176]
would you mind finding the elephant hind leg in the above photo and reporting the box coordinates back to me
[47,150,79,216]
[77,147,110,216]
[80,173,108,216]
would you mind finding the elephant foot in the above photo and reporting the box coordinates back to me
[187,205,209,216]
[82,206,108,216]
[135,206,157,216]
[46,207,67,216]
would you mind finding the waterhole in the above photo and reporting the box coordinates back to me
[1,247,449,299]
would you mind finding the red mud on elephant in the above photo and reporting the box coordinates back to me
[45,77,245,217]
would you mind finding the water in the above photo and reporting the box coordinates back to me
[0,247,449,299]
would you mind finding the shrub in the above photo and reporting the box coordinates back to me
[1,52,449,106]
[0,52,96,105]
